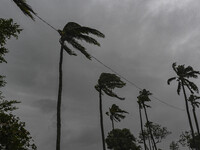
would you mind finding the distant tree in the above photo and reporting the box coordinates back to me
[170,141,179,150]
[168,62,200,148]
[137,96,147,150]
[0,99,37,150]
[95,73,126,150]
[106,104,128,130]
[0,18,22,63]
[0,16,36,150]
[188,94,200,135]
[12,0,36,20]
[56,22,104,150]
[106,128,141,150]
[139,122,171,144]
[137,89,157,150]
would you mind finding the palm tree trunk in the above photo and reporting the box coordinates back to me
[139,107,147,150]
[111,119,114,130]
[192,104,200,135]
[143,105,157,150]
[181,83,196,149]
[99,89,106,150]
[56,46,64,150]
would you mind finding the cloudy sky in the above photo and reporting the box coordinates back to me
[1,0,200,149]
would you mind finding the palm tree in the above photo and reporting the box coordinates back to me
[188,94,200,135]
[95,73,126,150]
[137,89,157,150]
[12,0,36,20]
[106,104,128,130]
[168,62,200,147]
[137,99,147,150]
[56,22,104,150]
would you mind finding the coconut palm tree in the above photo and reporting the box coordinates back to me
[106,104,128,130]
[167,62,200,147]
[137,89,157,150]
[12,0,36,20]
[137,99,147,150]
[188,94,200,135]
[95,73,126,150]
[56,22,104,150]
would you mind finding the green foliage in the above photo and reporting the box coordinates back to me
[106,104,128,123]
[13,0,36,20]
[58,22,105,59]
[0,96,36,150]
[169,141,179,150]
[139,122,171,144]
[95,73,126,100]
[0,18,22,63]
[178,131,200,149]
[106,128,141,150]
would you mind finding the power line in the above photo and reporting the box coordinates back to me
[34,13,185,112]
[91,55,185,112]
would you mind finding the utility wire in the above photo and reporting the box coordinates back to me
[34,13,185,112]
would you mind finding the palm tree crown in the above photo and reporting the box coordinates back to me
[58,22,105,59]
[106,104,128,129]
[95,73,126,100]
[167,62,200,95]
[13,0,36,20]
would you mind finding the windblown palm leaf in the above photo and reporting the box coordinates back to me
[137,89,152,108]
[13,0,36,20]
[95,73,126,100]
[167,62,200,95]
[58,22,105,59]
[106,104,128,123]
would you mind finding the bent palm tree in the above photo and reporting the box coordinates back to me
[56,22,104,150]
[188,94,200,135]
[12,0,36,20]
[106,104,128,130]
[95,73,126,150]
[168,62,200,147]
[137,99,147,150]
[137,89,157,150]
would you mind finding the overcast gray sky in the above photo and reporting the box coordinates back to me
[1,0,200,149]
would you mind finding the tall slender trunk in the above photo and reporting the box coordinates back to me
[181,83,197,149]
[56,46,64,150]
[143,105,157,150]
[111,118,115,130]
[139,107,147,150]
[191,104,200,135]
[99,89,106,150]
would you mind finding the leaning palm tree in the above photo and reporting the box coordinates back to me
[106,104,128,130]
[95,73,126,150]
[137,89,157,150]
[168,62,200,147]
[137,99,147,150]
[188,94,200,135]
[56,22,104,150]
[12,0,36,20]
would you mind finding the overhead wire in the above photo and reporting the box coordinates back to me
[34,13,185,112]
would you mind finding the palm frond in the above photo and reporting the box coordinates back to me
[63,22,81,32]
[61,43,77,56]
[186,79,199,93]
[103,88,125,100]
[67,39,91,59]
[167,77,176,85]
[76,34,101,46]
[74,27,105,38]
[172,62,177,74]
[13,0,36,20]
